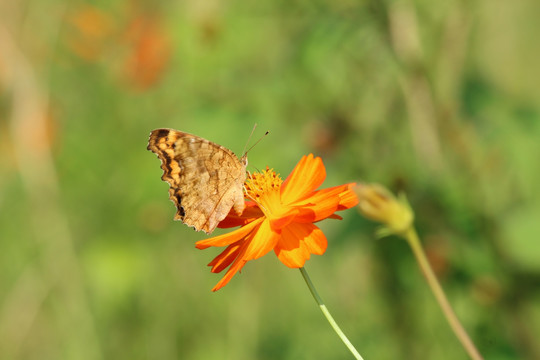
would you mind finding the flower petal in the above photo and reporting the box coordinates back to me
[337,183,359,210]
[269,207,299,231]
[281,154,326,204]
[217,202,264,228]
[211,249,249,291]
[208,242,244,273]
[205,219,280,291]
[293,183,358,223]
[242,219,281,261]
[274,222,327,268]
[196,217,264,249]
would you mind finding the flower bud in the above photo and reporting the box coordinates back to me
[355,183,414,237]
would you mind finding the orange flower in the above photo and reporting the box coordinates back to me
[196,154,358,291]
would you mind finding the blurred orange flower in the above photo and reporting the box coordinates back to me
[67,5,113,61]
[123,15,171,90]
[196,154,358,291]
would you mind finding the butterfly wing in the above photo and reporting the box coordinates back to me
[147,129,247,234]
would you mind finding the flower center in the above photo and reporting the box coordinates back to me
[244,167,283,215]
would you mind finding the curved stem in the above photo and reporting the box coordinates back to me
[299,267,365,360]
[404,228,484,360]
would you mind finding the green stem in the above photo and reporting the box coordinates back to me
[404,228,484,360]
[299,267,365,360]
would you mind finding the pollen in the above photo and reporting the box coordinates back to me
[244,167,282,202]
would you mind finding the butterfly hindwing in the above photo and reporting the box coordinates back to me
[147,128,247,234]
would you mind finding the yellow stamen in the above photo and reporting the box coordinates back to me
[245,167,283,215]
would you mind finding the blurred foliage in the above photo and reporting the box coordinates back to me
[1,0,540,359]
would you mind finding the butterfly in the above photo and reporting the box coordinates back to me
[147,129,247,234]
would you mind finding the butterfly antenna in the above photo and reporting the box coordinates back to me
[242,124,258,156]
[243,130,270,157]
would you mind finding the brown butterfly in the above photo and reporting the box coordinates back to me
[147,129,247,234]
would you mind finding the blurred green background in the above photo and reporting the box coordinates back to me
[1,0,539,359]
